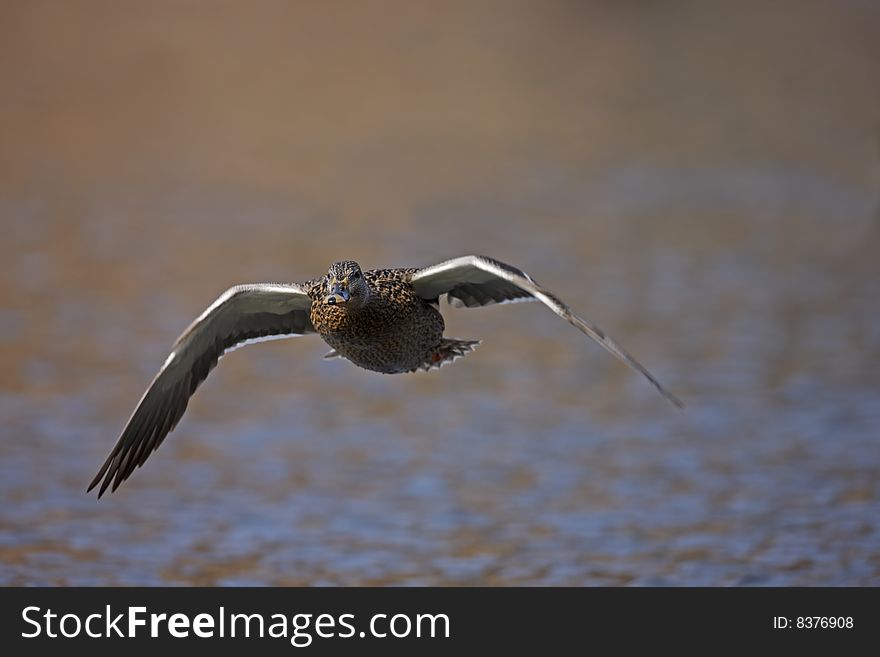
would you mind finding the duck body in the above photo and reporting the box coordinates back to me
[308,268,449,374]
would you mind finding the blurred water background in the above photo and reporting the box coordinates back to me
[1,0,879,585]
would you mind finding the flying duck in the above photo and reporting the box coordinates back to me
[89,255,682,497]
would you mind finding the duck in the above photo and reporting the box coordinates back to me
[89,254,682,497]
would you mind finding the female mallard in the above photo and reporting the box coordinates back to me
[89,255,682,497]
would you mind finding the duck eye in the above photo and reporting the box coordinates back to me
[351,271,361,279]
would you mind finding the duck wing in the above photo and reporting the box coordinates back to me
[409,255,683,409]
[89,283,316,497]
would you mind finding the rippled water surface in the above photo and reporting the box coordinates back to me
[1,1,879,585]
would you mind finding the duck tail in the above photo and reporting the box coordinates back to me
[416,338,481,372]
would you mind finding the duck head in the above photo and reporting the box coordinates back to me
[324,260,370,308]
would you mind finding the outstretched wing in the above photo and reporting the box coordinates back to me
[89,283,316,497]
[409,255,683,409]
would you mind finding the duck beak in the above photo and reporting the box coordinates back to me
[324,280,350,305]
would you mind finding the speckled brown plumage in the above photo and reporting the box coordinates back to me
[308,266,468,373]
[89,254,682,497]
